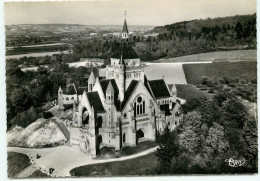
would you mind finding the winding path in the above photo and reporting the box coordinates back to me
[8,145,158,178]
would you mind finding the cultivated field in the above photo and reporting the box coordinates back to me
[6,44,69,55]
[144,63,187,84]
[152,50,256,63]
[183,61,257,85]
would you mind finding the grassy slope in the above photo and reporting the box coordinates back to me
[70,152,158,177]
[176,84,209,101]
[183,61,257,85]
[152,50,256,63]
[7,152,31,178]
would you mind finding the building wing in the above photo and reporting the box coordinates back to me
[148,79,171,99]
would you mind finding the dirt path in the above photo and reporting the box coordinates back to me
[8,145,158,177]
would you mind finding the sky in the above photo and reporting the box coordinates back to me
[4,0,257,26]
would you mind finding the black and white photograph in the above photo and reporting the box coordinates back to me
[1,0,258,179]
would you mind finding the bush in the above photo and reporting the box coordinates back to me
[42,111,53,119]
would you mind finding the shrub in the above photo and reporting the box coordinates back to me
[42,111,53,119]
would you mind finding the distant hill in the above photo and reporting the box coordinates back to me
[134,14,256,60]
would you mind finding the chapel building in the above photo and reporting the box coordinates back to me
[58,18,183,158]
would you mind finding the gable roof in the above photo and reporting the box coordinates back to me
[121,80,139,110]
[88,71,96,83]
[148,79,171,99]
[111,41,139,59]
[86,91,105,113]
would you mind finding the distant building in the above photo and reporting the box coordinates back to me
[58,17,184,158]
[90,33,98,36]
[67,58,104,68]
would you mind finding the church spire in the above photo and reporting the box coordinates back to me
[122,11,128,39]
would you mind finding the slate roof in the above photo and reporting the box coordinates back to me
[121,80,139,110]
[86,91,105,113]
[106,81,114,94]
[111,41,139,59]
[148,79,171,99]
[122,19,128,33]
[63,84,77,95]
[100,79,120,110]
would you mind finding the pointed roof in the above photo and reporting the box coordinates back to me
[122,19,128,33]
[106,81,114,94]
[88,71,95,83]
[111,41,139,59]
[100,79,120,110]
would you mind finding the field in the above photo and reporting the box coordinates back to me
[6,44,69,55]
[7,152,31,178]
[176,84,209,101]
[70,152,158,177]
[152,50,256,63]
[183,61,257,85]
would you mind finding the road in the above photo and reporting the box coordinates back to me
[8,145,158,177]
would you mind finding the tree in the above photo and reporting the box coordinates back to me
[155,127,179,173]
[203,123,229,158]
[221,98,247,129]
[242,119,258,160]
[10,88,31,113]
[178,112,203,153]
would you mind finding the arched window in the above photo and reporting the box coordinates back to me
[66,97,69,101]
[71,97,74,100]
[134,96,146,116]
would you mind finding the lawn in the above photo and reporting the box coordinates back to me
[7,152,31,178]
[28,170,50,178]
[70,152,158,177]
[183,61,257,85]
[96,140,158,159]
[176,84,209,101]
[152,50,256,63]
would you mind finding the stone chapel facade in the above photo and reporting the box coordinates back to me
[58,18,184,158]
